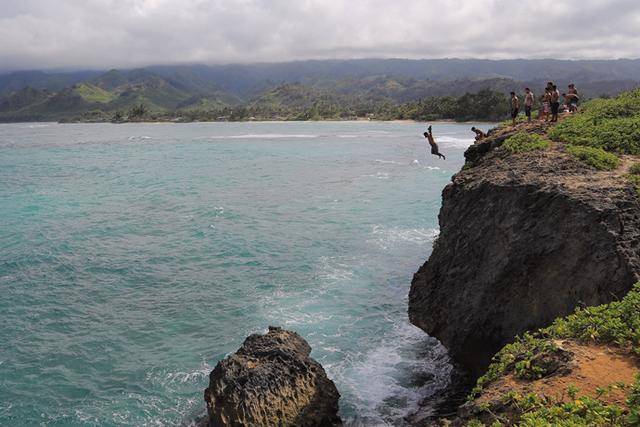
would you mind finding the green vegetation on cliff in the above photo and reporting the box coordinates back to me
[502,132,551,153]
[565,145,621,170]
[466,283,640,426]
[549,89,640,154]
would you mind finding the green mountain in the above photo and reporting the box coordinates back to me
[1,59,639,122]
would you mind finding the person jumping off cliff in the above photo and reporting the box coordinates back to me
[424,126,446,160]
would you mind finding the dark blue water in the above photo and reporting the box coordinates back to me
[0,121,488,425]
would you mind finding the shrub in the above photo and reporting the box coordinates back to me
[503,132,550,153]
[549,89,640,154]
[629,163,640,175]
[565,145,620,170]
[471,283,640,399]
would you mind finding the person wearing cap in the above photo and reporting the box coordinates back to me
[524,88,535,122]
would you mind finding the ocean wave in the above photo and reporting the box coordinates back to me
[201,134,320,140]
[374,159,403,165]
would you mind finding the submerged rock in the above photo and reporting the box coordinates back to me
[409,127,640,377]
[203,326,341,427]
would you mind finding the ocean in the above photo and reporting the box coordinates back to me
[0,121,490,426]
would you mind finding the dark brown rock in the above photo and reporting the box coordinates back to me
[409,135,640,378]
[204,326,341,427]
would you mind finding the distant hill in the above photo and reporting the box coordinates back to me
[0,58,639,122]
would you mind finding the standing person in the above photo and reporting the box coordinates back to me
[524,88,535,122]
[567,83,579,112]
[550,84,561,122]
[510,92,520,126]
[423,125,446,160]
[538,90,548,122]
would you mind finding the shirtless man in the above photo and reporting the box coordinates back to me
[550,85,561,122]
[423,125,446,160]
[524,88,535,122]
[471,126,486,142]
[510,92,520,125]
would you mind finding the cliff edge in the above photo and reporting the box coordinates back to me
[408,121,640,378]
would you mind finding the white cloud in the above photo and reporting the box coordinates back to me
[0,0,639,70]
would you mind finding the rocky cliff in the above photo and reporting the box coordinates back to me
[203,326,341,427]
[408,123,640,378]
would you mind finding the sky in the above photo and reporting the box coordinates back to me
[1,0,639,71]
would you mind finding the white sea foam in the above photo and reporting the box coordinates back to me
[435,136,474,149]
[370,226,439,250]
[145,361,213,387]
[332,322,452,425]
[127,135,152,141]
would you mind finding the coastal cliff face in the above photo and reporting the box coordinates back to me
[408,127,640,377]
[204,326,341,427]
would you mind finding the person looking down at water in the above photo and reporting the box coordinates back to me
[471,126,486,142]
[423,126,446,160]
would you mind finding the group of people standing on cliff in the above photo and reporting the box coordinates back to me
[509,82,579,125]
[423,82,580,160]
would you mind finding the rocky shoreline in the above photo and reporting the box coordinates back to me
[201,114,640,425]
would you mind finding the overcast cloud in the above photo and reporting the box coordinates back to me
[1,0,639,71]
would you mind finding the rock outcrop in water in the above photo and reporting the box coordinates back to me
[408,122,640,378]
[203,326,341,427]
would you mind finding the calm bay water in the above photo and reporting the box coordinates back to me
[0,121,488,426]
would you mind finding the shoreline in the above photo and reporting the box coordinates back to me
[1,118,498,126]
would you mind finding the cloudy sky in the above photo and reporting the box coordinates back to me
[1,0,639,71]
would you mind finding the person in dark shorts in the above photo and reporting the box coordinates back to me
[423,125,446,160]
[471,126,486,142]
[524,87,534,122]
[550,84,560,122]
[510,92,520,125]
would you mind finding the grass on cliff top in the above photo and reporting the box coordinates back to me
[503,132,550,153]
[467,377,640,426]
[565,145,621,171]
[471,283,640,400]
[549,89,640,155]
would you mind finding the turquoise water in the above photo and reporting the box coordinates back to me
[0,121,488,426]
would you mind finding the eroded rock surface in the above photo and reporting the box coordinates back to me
[409,129,640,377]
[204,326,341,427]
